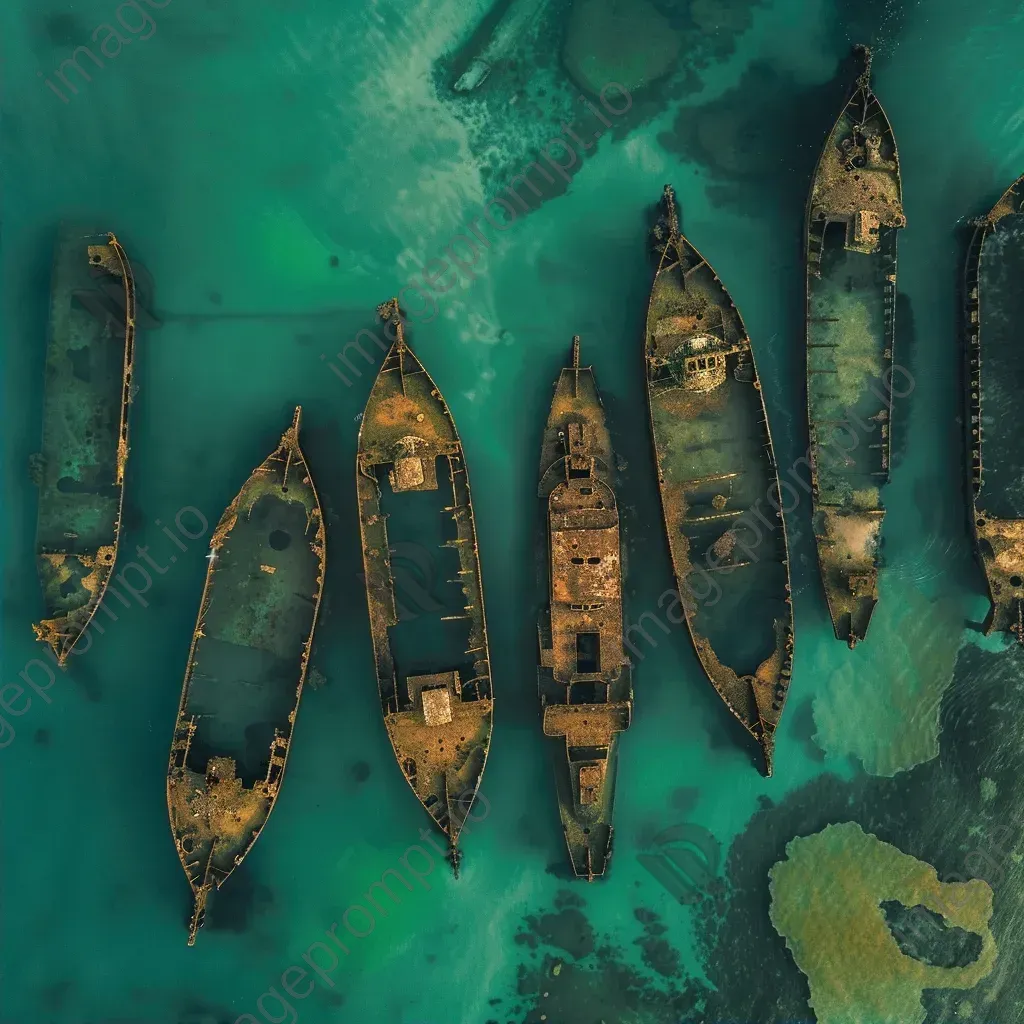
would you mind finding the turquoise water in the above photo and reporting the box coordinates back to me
[4,0,1024,1021]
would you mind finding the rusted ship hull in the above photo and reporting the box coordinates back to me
[32,230,140,664]
[167,407,325,944]
[356,299,493,875]
[538,337,632,879]
[964,173,1024,641]
[646,185,793,775]
[805,47,905,646]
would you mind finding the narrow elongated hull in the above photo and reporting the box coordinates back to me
[166,408,325,944]
[965,173,1024,641]
[538,337,632,879]
[646,186,793,775]
[805,47,905,646]
[356,300,493,874]
[32,230,139,664]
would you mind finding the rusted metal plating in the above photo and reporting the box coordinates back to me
[805,45,905,646]
[965,172,1024,642]
[167,407,326,944]
[538,337,632,879]
[647,185,794,776]
[33,232,138,664]
[356,299,493,876]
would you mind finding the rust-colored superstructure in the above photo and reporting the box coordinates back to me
[538,337,632,879]
[167,408,326,944]
[805,46,905,646]
[646,185,794,775]
[965,173,1024,642]
[32,230,139,664]
[356,300,493,875]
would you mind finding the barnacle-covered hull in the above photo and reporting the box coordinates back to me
[538,337,632,879]
[167,407,325,944]
[805,47,905,646]
[32,229,143,664]
[646,185,793,775]
[965,173,1024,641]
[356,300,493,875]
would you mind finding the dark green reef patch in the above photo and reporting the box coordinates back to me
[433,0,765,221]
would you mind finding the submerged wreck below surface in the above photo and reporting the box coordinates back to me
[805,46,905,646]
[538,337,632,879]
[965,173,1024,642]
[646,185,793,776]
[167,407,325,945]
[32,229,145,664]
[356,299,493,876]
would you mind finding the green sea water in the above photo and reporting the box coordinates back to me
[4,0,1024,1022]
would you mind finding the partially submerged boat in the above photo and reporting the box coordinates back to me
[167,407,325,945]
[32,229,147,664]
[805,46,905,646]
[356,299,493,875]
[964,173,1024,642]
[538,337,632,879]
[646,185,793,775]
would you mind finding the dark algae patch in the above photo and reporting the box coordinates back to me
[634,908,682,978]
[522,889,595,960]
[507,889,699,1023]
[433,0,765,219]
[882,901,985,969]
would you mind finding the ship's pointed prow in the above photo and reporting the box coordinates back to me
[854,43,873,89]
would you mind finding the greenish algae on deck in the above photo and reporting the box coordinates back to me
[646,184,793,775]
[537,337,632,880]
[964,172,1024,642]
[356,299,493,877]
[32,230,141,664]
[167,407,326,945]
[806,47,905,647]
[770,822,997,1024]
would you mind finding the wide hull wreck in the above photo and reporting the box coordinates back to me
[805,46,905,646]
[538,337,632,879]
[32,230,142,664]
[646,185,793,775]
[356,299,493,875]
[965,172,1024,641]
[167,407,325,945]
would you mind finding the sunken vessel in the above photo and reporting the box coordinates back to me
[964,172,1024,642]
[356,299,493,875]
[32,229,155,664]
[805,45,905,646]
[538,337,632,879]
[646,185,793,775]
[167,407,325,945]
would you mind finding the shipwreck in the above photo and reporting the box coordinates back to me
[646,185,794,776]
[356,299,493,875]
[538,337,632,879]
[32,229,154,664]
[964,172,1024,642]
[805,45,905,646]
[167,407,326,945]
